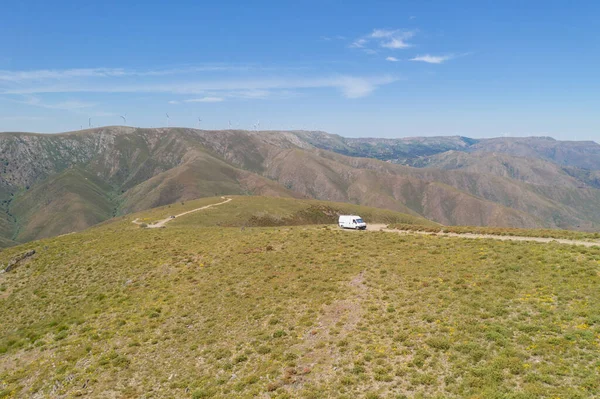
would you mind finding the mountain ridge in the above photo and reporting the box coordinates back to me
[2,126,600,245]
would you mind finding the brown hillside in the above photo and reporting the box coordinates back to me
[1,127,600,245]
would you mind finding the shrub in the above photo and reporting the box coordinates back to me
[192,388,215,399]
[425,337,451,350]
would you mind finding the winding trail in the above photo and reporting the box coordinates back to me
[132,197,232,228]
[363,223,600,247]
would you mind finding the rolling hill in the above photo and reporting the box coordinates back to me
[1,196,599,398]
[1,127,600,246]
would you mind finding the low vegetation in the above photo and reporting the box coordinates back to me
[389,223,600,241]
[1,197,599,398]
[138,196,438,228]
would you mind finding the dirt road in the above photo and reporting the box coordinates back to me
[133,197,232,228]
[361,223,600,247]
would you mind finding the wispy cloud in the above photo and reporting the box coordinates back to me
[386,57,399,62]
[351,29,416,51]
[0,65,282,83]
[350,38,368,48]
[0,68,127,82]
[331,76,396,98]
[320,35,346,41]
[381,37,412,49]
[410,54,457,64]
[16,96,95,110]
[0,115,45,121]
[1,69,398,99]
[183,97,224,103]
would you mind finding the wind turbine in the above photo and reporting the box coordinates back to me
[228,120,232,129]
[88,117,92,128]
[197,117,202,128]
[120,114,127,125]
[166,113,170,127]
[256,120,260,131]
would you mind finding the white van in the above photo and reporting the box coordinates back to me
[339,215,367,230]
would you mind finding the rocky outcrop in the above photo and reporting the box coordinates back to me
[4,249,36,272]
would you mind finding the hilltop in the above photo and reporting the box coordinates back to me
[2,127,600,246]
[1,195,599,398]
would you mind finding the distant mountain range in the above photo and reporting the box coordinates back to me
[297,131,600,170]
[2,127,600,246]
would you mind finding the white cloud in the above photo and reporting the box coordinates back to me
[183,97,224,103]
[350,38,368,48]
[381,37,412,49]
[370,29,397,38]
[351,29,416,52]
[379,30,415,49]
[410,54,455,64]
[386,57,399,62]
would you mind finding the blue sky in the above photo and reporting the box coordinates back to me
[1,0,599,140]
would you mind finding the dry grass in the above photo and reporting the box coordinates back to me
[389,223,600,242]
[0,197,599,398]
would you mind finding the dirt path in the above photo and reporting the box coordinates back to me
[361,223,600,247]
[132,197,232,228]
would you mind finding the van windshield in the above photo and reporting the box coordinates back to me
[355,219,364,223]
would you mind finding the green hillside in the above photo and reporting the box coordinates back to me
[135,196,437,228]
[1,196,599,398]
[10,168,119,243]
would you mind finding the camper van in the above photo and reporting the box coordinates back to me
[338,215,367,230]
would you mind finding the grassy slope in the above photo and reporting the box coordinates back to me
[10,168,118,242]
[388,223,600,241]
[1,197,599,398]
[0,212,17,248]
[134,196,437,228]
[327,153,600,230]
[0,236,17,248]
[119,155,298,215]
[265,149,546,229]
[407,150,582,188]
